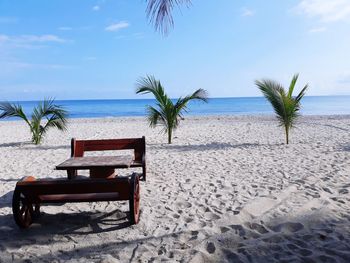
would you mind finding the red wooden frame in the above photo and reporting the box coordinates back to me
[70,137,146,181]
[12,173,140,228]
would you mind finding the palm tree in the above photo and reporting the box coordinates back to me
[0,99,68,145]
[136,75,208,144]
[255,74,308,144]
[146,0,192,34]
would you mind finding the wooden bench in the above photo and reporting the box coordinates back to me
[70,137,146,181]
[12,173,140,228]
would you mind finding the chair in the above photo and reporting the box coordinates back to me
[70,136,146,181]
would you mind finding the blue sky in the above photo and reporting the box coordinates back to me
[0,0,349,100]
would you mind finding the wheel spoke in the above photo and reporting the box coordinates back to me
[29,204,34,214]
[20,205,26,215]
[24,207,31,222]
[24,207,29,220]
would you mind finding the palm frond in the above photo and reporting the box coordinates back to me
[42,103,68,131]
[175,88,208,108]
[31,103,43,127]
[294,84,308,103]
[0,102,30,124]
[147,106,163,128]
[146,0,191,35]
[255,80,286,125]
[136,75,170,106]
[288,74,299,98]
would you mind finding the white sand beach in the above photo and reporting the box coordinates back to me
[0,115,349,262]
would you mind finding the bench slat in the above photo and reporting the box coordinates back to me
[39,193,121,203]
[16,178,131,201]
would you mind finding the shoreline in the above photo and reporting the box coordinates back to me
[1,113,350,125]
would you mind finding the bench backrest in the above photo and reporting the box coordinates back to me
[71,137,145,162]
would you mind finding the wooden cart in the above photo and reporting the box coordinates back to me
[12,173,140,228]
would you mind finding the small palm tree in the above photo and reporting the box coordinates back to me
[0,99,68,145]
[255,74,308,144]
[136,75,208,144]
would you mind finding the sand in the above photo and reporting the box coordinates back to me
[0,115,349,262]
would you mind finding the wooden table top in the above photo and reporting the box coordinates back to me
[56,155,134,170]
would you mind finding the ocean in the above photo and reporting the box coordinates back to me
[2,96,350,119]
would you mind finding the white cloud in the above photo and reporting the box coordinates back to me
[337,72,350,84]
[309,26,327,33]
[296,0,350,22]
[58,27,72,31]
[92,5,100,11]
[241,7,255,17]
[0,35,10,42]
[0,34,68,50]
[105,21,129,32]
[0,61,72,76]
[0,34,67,44]
[0,16,18,24]
[20,35,67,43]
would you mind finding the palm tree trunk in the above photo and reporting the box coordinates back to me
[31,127,41,145]
[285,125,289,144]
[168,128,172,144]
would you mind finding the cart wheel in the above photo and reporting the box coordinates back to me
[12,189,34,228]
[129,173,140,224]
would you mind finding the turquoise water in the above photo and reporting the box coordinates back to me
[2,96,350,119]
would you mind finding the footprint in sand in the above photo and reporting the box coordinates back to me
[175,201,192,209]
[298,248,313,257]
[172,213,180,219]
[293,239,308,247]
[246,222,269,234]
[339,188,348,194]
[157,245,167,255]
[271,222,304,233]
[206,242,216,254]
[204,212,220,220]
[222,249,242,262]
[184,217,193,223]
[190,230,199,240]
[331,197,346,204]
[229,225,246,237]
[263,235,284,243]
[317,255,337,263]
[220,226,230,233]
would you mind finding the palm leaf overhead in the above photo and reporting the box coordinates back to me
[0,98,68,145]
[256,74,308,144]
[146,0,192,34]
[136,75,208,143]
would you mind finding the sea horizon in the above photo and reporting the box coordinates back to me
[3,94,349,102]
[1,95,350,120]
